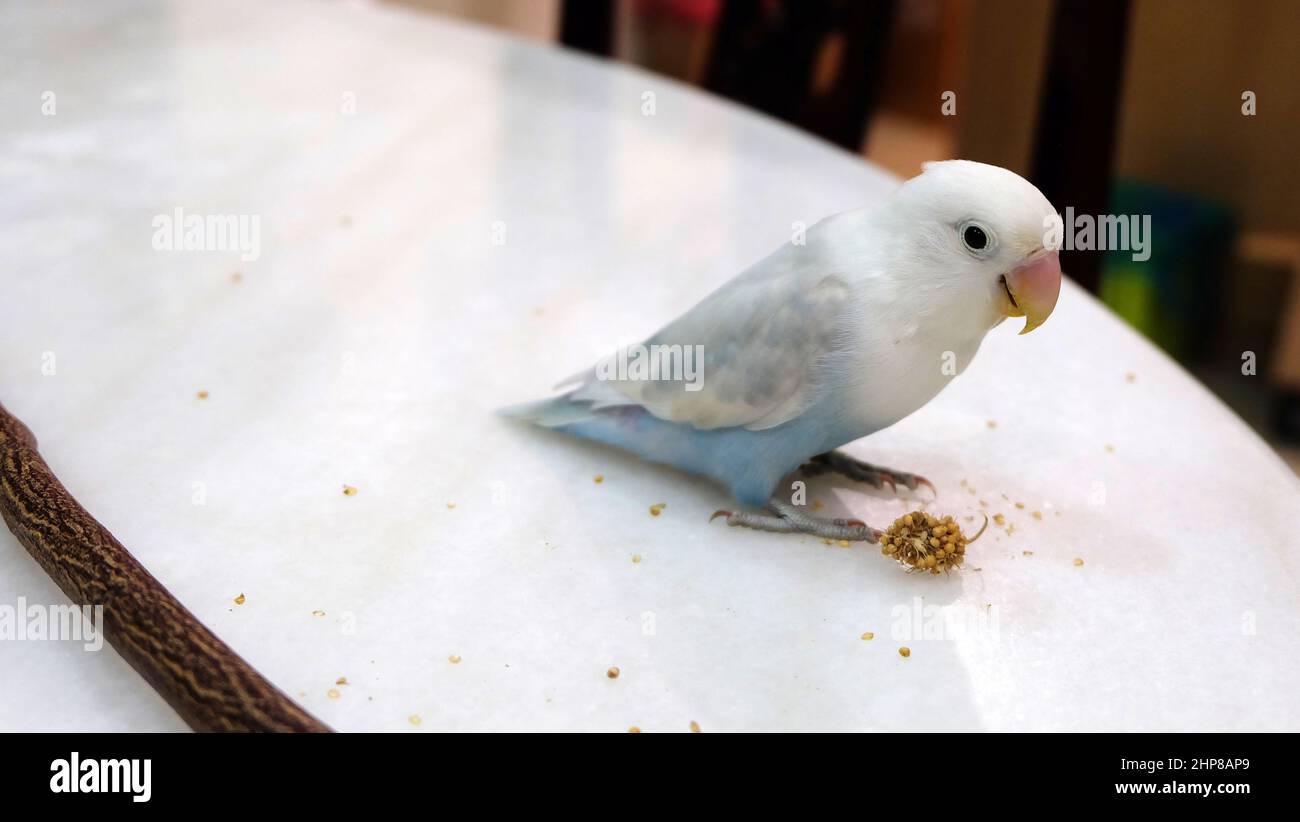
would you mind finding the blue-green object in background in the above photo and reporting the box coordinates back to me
[1098,181,1234,361]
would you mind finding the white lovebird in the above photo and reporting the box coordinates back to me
[506,160,1062,541]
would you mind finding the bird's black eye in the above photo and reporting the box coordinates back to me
[962,224,988,251]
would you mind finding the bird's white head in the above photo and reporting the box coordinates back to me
[890,159,1062,335]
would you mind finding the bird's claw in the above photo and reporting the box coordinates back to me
[914,476,937,499]
[708,500,881,541]
[804,451,936,500]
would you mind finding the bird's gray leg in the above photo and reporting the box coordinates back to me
[800,451,936,497]
[710,498,882,542]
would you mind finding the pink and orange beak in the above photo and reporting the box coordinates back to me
[1000,249,1062,334]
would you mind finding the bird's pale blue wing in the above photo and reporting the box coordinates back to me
[569,255,855,431]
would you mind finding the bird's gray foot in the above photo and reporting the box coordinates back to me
[800,451,936,498]
[710,499,881,542]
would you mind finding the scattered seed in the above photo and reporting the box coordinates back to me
[342,485,358,496]
[1023,550,1034,556]
[649,503,666,517]
[689,721,701,733]
[631,554,641,564]
[448,654,462,664]
[1014,502,1024,509]
[311,609,325,617]
[1074,558,1085,566]
[1105,444,1115,453]
[899,647,911,658]
[231,271,243,284]
[233,593,245,605]
[196,390,209,399]
[986,420,997,429]
[838,539,850,548]
[409,714,422,726]
[993,514,1006,526]
[336,677,348,686]
[593,474,604,484]
[327,689,341,699]
[1125,372,1136,383]
[446,501,456,509]
[860,632,874,641]
[628,726,641,733]
[607,667,620,679]
[1032,511,1042,520]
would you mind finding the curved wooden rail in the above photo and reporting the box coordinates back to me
[0,400,331,732]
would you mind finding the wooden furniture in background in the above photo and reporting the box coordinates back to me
[1029,0,1132,294]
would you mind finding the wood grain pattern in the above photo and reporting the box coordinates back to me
[0,400,331,732]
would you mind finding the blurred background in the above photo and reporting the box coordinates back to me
[389,0,1300,474]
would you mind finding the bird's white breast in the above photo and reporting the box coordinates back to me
[837,276,988,433]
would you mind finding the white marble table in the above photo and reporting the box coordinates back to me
[2,0,1298,732]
